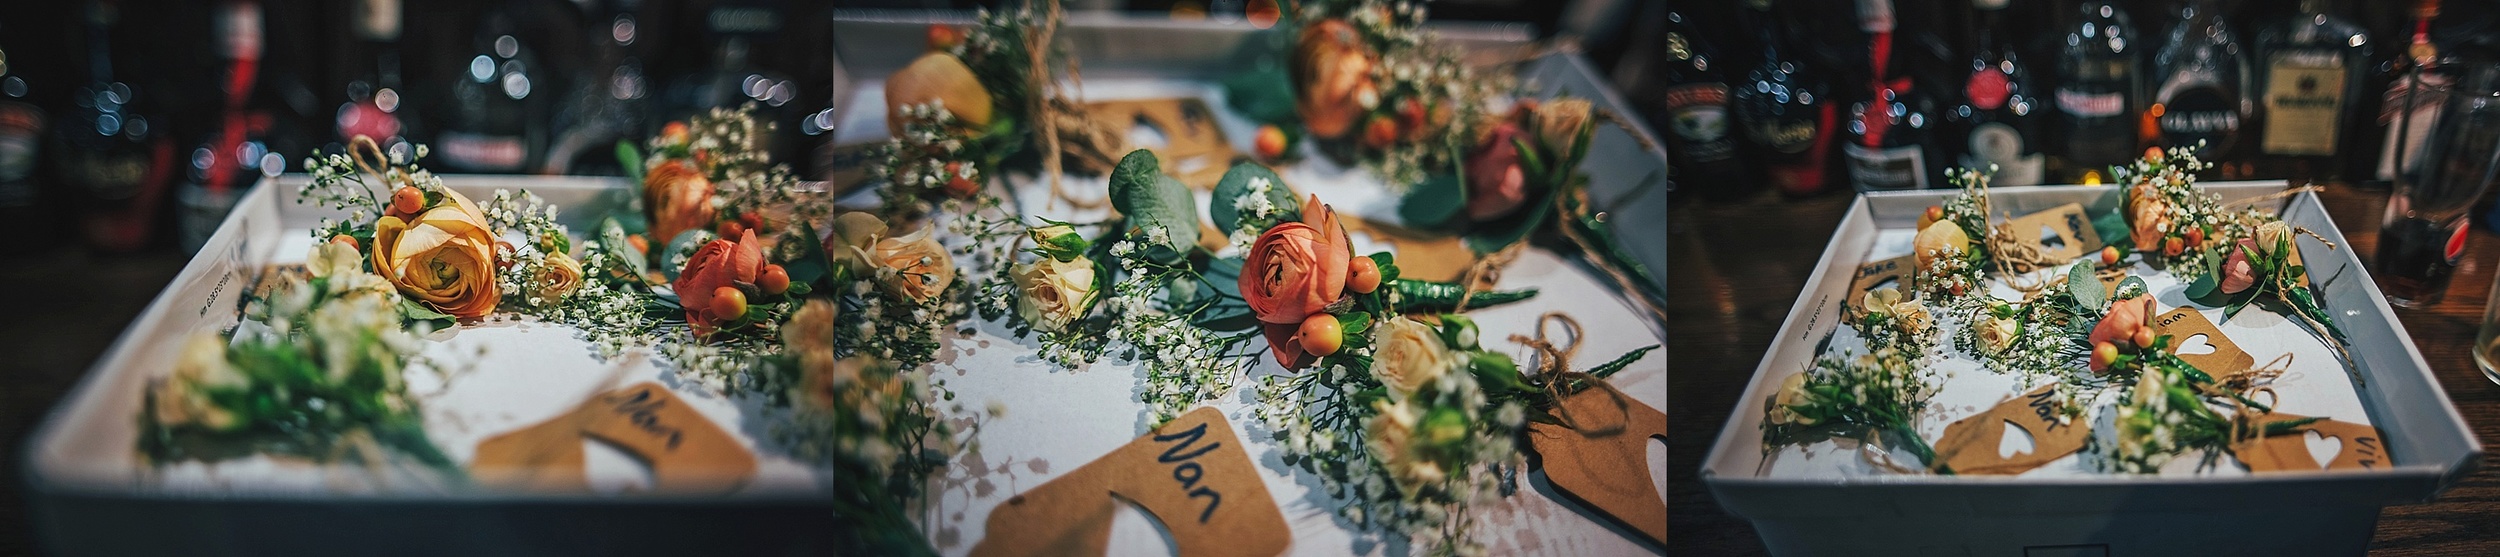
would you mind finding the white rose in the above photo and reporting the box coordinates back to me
[2254,221,2291,256]
[154,333,244,431]
[1977,317,2021,354]
[1364,399,1433,495]
[1013,255,1099,333]
[307,241,363,279]
[1372,316,1454,400]
[1771,373,1818,426]
[1889,301,1930,335]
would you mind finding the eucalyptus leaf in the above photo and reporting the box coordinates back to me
[1203,256,1246,300]
[2069,262,2106,310]
[1211,162,1300,236]
[782,221,831,286]
[399,298,454,321]
[1398,171,1469,230]
[600,218,649,277]
[1108,150,1201,264]
[658,228,716,281]
[2091,210,2130,254]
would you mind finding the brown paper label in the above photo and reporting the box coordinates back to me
[2005,203,2106,261]
[1848,255,1917,314]
[1931,386,2089,475]
[2234,414,2387,472]
[1337,216,1477,283]
[472,382,757,494]
[972,407,1289,557]
[1086,99,1237,190]
[2150,308,2255,375]
[1526,383,1667,547]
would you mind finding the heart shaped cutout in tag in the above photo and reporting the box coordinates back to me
[2005,203,2106,261]
[2149,308,2255,374]
[1931,386,2089,475]
[2233,414,2386,472]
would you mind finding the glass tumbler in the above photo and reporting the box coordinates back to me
[2377,62,2500,308]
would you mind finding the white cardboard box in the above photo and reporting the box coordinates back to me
[1700,184,2481,556]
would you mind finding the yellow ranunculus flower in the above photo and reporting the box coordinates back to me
[372,187,500,319]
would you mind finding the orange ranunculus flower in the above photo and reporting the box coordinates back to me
[675,229,766,333]
[1241,194,1352,325]
[1292,19,1377,140]
[2126,182,2170,252]
[644,160,718,247]
[372,187,500,319]
[2220,239,2259,294]
[2088,296,2156,372]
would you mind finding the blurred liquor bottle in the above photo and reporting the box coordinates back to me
[2249,0,2370,184]
[1846,0,1947,191]
[177,0,285,254]
[664,0,804,165]
[547,0,650,175]
[2148,0,2253,171]
[2051,0,2142,184]
[2375,0,2447,187]
[437,3,549,174]
[335,0,418,158]
[57,0,173,253]
[0,17,55,254]
[1662,7,1753,199]
[1949,0,2045,186]
[1734,0,1836,197]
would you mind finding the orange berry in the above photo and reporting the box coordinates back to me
[944,161,981,197]
[2184,226,2205,247]
[626,234,649,254]
[1918,206,1943,230]
[390,186,424,215]
[740,211,763,230]
[330,234,359,250]
[2163,236,2184,257]
[1348,257,1383,294]
[719,220,746,240]
[712,286,748,321]
[927,25,966,51]
[2100,246,2121,267]
[759,265,791,295]
[1299,314,1344,357]
[1254,125,1289,160]
[2145,146,2165,160]
[661,122,690,144]
[1362,114,1399,149]
[1397,98,1427,137]
[2131,325,2156,350]
[2091,341,2120,372]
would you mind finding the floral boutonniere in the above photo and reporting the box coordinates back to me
[1288,0,1507,188]
[142,243,457,475]
[2188,220,2347,345]
[1763,347,1941,468]
[2112,145,2273,276]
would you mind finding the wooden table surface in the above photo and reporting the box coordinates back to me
[1667,184,2500,556]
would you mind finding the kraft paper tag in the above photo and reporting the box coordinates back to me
[1526,383,1667,548]
[2004,203,2105,261]
[1848,255,1917,314]
[2234,414,2387,472]
[1338,216,1477,283]
[1087,99,1236,190]
[2150,308,2255,374]
[971,407,1289,557]
[472,382,757,494]
[1930,386,2089,475]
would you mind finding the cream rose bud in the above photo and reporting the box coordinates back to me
[1889,301,1930,334]
[307,241,363,278]
[1978,318,2021,354]
[2254,221,2291,256]
[1013,256,1100,333]
[1027,224,1084,258]
[158,333,244,431]
[1372,316,1455,400]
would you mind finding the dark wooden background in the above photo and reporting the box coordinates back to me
[1668,185,2500,556]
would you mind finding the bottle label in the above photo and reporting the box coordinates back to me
[1966,67,2011,111]
[2261,50,2347,156]
[1664,83,1737,163]
[438,131,527,172]
[1749,116,1819,155]
[2157,86,2240,155]
[2057,88,2125,118]
[0,102,44,185]
[1846,142,1927,190]
[1965,122,2044,186]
